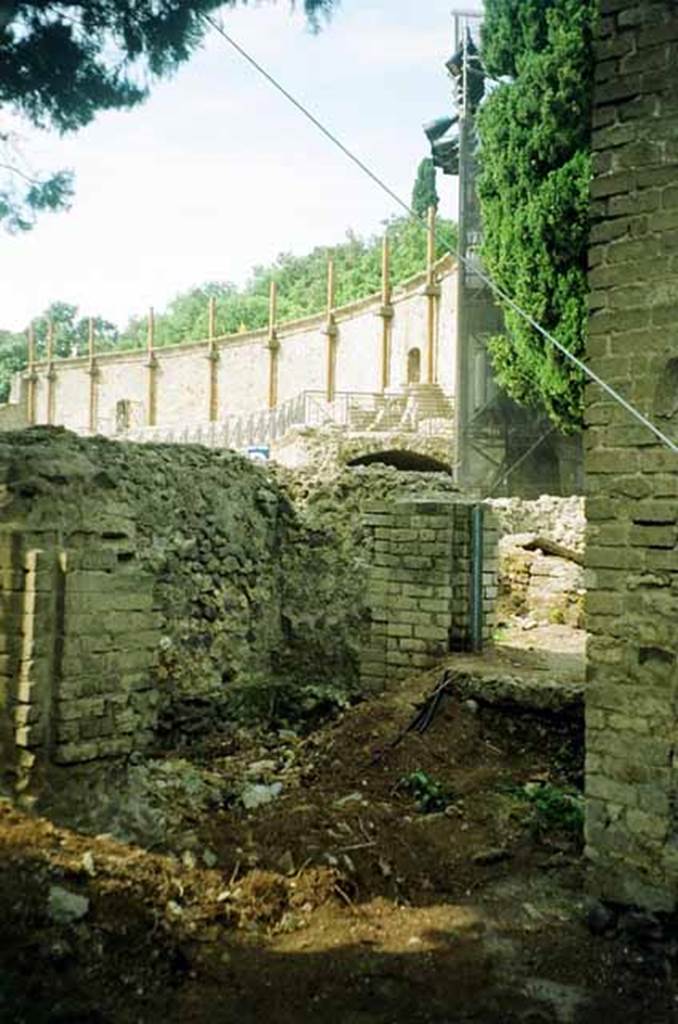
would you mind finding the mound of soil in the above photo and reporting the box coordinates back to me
[0,668,674,1024]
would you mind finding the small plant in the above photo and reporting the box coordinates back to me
[493,624,510,643]
[398,770,453,814]
[516,781,584,837]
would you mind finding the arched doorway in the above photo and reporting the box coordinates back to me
[347,449,452,473]
[407,347,421,384]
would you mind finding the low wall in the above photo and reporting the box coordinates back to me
[361,498,498,690]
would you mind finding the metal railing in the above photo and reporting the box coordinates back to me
[121,387,454,450]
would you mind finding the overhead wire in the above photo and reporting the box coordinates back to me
[202,12,678,455]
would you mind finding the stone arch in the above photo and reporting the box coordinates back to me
[407,347,421,385]
[347,449,451,473]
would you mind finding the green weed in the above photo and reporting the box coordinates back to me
[398,769,453,814]
[507,780,584,837]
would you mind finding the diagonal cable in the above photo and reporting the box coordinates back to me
[202,13,678,455]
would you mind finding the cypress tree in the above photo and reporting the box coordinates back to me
[477,0,596,432]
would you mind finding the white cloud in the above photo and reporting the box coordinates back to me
[1,0,464,331]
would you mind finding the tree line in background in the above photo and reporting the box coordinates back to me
[2,0,595,433]
[0,213,456,401]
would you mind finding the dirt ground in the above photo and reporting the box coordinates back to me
[1,653,676,1024]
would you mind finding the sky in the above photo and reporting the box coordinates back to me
[1,0,483,332]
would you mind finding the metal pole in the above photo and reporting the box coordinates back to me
[46,319,56,426]
[207,296,219,423]
[87,316,98,433]
[379,234,393,393]
[453,21,470,489]
[425,205,439,385]
[325,259,338,402]
[146,307,157,427]
[26,324,36,426]
[267,280,279,410]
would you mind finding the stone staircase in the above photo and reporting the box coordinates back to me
[122,384,455,451]
[399,384,454,431]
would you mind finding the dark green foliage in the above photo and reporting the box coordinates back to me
[0,215,456,396]
[517,781,584,838]
[0,0,337,230]
[0,331,28,403]
[477,0,595,432]
[398,769,453,814]
[31,301,119,357]
[0,2,335,133]
[411,157,439,217]
[0,167,74,233]
[0,302,118,401]
[120,215,457,348]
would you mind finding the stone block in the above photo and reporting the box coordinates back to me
[413,624,447,641]
[386,623,412,638]
[385,651,414,667]
[586,774,639,808]
[626,808,668,841]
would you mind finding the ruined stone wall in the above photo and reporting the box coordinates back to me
[20,260,457,436]
[361,498,497,690]
[585,0,678,909]
[487,496,585,554]
[0,429,363,795]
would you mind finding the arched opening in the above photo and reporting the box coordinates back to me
[407,347,421,385]
[115,399,132,434]
[347,449,452,473]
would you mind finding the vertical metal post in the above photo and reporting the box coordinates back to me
[425,206,439,385]
[325,258,338,403]
[87,316,98,433]
[46,320,56,426]
[379,234,393,393]
[146,306,157,427]
[26,324,36,426]
[207,296,219,422]
[454,22,470,488]
[267,280,279,410]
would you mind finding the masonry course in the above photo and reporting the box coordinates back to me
[0,426,514,800]
[585,0,678,911]
[0,427,364,797]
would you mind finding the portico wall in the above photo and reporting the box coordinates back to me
[20,257,457,437]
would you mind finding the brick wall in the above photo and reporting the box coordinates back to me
[586,0,678,909]
[361,497,497,690]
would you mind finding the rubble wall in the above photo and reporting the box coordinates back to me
[585,0,678,909]
[0,429,363,794]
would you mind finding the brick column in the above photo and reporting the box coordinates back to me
[360,497,497,691]
[585,0,678,910]
[0,530,62,799]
